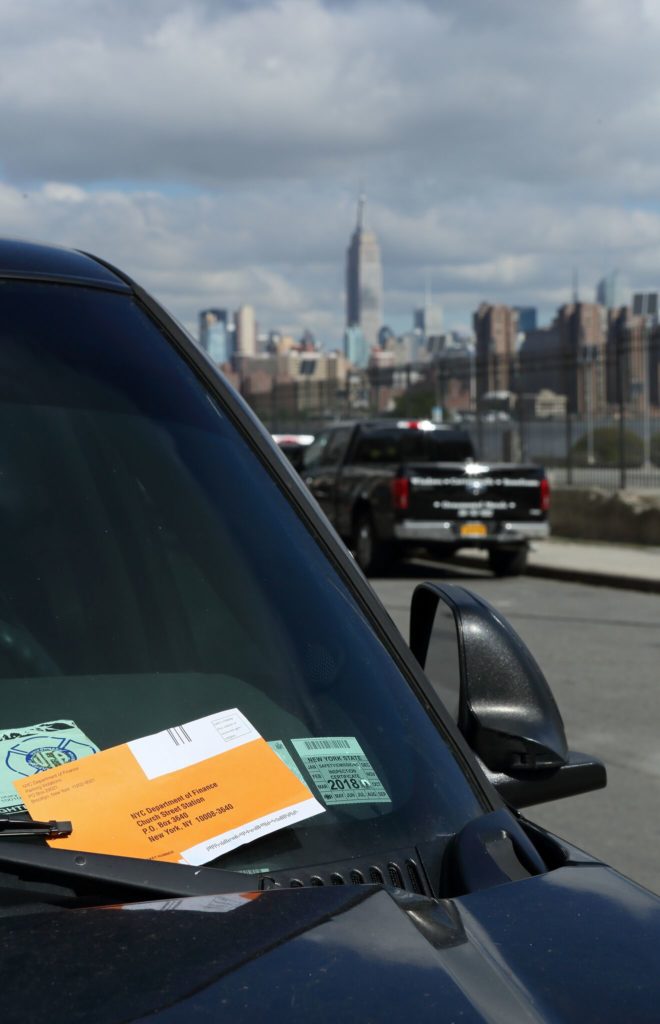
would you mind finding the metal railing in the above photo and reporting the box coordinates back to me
[236,329,660,491]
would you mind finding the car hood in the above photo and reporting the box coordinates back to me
[2,864,660,1023]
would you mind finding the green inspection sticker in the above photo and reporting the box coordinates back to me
[0,719,99,815]
[291,737,390,805]
[268,740,306,785]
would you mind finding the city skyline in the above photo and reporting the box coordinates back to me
[197,196,643,355]
[198,271,651,361]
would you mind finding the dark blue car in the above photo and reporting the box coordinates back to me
[0,239,657,1023]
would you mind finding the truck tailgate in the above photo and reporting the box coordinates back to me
[404,463,545,527]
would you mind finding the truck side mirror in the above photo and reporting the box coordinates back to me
[409,582,606,807]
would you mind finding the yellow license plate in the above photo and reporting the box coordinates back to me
[460,522,488,537]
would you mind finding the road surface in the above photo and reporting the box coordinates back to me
[372,559,660,894]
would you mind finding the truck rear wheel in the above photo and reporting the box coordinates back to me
[353,512,391,576]
[488,546,528,577]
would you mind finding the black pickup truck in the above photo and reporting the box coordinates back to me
[301,419,549,576]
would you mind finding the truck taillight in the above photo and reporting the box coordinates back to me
[540,477,550,513]
[391,477,410,511]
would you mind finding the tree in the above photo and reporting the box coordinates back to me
[570,426,643,467]
[392,385,435,419]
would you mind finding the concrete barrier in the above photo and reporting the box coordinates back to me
[550,488,660,544]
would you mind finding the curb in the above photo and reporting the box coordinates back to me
[522,562,660,595]
[451,553,660,595]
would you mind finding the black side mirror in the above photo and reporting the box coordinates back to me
[410,582,606,807]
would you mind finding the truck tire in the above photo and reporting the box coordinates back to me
[488,546,528,577]
[353,511,391,576]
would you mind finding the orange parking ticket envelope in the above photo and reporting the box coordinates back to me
[15,709,324,866]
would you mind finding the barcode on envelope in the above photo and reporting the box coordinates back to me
[301,738,351,751]
[167,726,192,746]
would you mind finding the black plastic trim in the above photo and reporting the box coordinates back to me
[482,751,607,808]
[0,269,129,293]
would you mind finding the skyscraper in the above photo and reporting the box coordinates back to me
[199,309,233,365]
[556,302,606,415]
[235,304,257,356]
[596,272,625,310]
[513,306,537,333]
[413,304,443,337]
[414,271,443,342]
[473,303,518,401]
[346,195,383,350]
[632,291,660,323]
[343,324,368,368]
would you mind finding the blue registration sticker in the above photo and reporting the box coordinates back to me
[0,720,99,815]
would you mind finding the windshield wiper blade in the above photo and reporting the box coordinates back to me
[0,841,260,899]
[0,818,72,839]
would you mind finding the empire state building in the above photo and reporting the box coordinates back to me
[346,195,383,350]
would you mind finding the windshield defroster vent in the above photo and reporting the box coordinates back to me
[260,848,430,895]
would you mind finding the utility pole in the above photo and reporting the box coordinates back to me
[616,333,627,490]
[643,318,652,470]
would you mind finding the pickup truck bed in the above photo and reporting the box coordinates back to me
[301,420,549,576]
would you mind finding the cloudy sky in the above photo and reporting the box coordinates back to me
[2,0,660,343]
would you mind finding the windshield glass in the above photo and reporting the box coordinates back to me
[0,281,482,876]
[353,430,474,464]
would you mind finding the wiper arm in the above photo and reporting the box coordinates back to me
[0,841,260,899]
[0,818,72,839]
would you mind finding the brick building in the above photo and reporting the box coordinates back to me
[473,303,518,402]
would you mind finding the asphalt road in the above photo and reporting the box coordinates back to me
[371,559,660,895]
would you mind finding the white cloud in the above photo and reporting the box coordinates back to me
[41,183,88,203]
[1,0,660,334]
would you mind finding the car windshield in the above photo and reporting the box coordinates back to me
[0,280,482,877]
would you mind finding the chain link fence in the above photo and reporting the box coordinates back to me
[237,329,660,492]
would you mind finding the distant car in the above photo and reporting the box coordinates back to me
[273,433,314,470]
[0,239,659,1023]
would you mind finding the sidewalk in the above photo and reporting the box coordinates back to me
[455,537,660,594]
